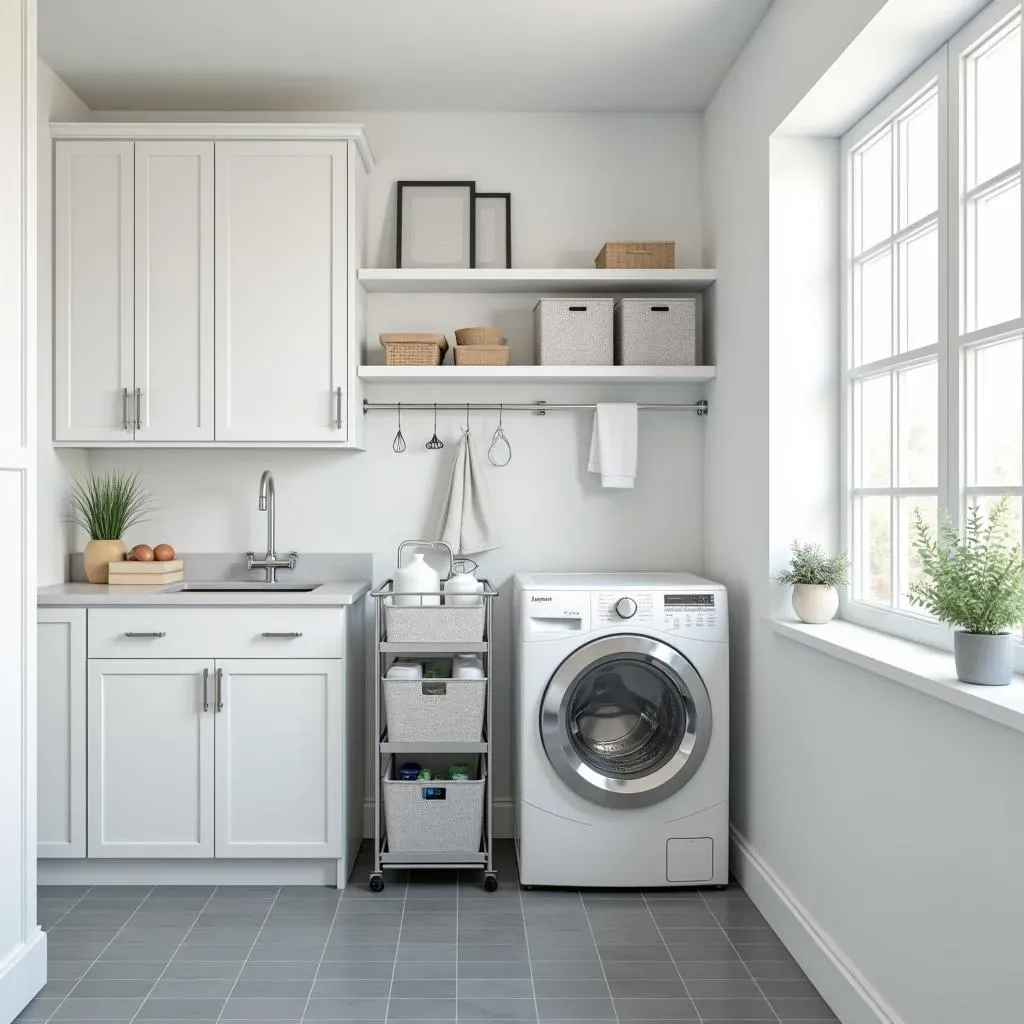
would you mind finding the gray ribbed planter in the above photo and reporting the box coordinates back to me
[953,631,1015,686]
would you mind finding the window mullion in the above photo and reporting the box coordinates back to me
[944,37,961,531]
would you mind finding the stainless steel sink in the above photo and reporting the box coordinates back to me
[168,582,323,593]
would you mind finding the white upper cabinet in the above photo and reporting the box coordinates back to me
[54,141,134,442]
[134,141,215,442]
[214,141,349,443]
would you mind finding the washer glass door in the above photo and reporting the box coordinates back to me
[540,635,712,808]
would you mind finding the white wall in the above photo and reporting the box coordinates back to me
[85,110,707,814]
[38,60,89,585]
[705,1,1022,1022]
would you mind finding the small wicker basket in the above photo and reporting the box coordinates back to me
[454,345,511,366]
[454,327,502,346]
[596,242,675,269]
[380,333,449,366]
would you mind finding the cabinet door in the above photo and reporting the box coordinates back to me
[54,141,135,442]
[214,142,348,442]
[214,659,340,857]
[37,610,86,858]
[135,142,215,441]
[87,659,215,857]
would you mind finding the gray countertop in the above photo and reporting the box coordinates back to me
[37,580,371,607]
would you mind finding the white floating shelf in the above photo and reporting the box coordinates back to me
[357,267,717,294]
[357,365,716,384]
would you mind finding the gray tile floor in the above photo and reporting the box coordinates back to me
[23,842,837,1024]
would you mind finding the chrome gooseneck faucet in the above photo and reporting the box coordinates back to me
[246,469,298,583]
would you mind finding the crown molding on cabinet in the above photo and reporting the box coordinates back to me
[49,122,375,171]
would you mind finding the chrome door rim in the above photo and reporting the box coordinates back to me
[540,634,712,809]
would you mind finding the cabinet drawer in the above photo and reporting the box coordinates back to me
[88,608,341,659]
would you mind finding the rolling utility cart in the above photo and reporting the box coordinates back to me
[370,541,499,892]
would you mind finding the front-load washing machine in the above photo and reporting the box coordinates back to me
[513,572,728,888]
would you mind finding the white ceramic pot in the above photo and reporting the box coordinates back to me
[791,584,839,624]
[953,630,1015,686]
[393,553,440,607]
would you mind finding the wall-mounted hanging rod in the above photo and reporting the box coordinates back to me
[363,399,709,417]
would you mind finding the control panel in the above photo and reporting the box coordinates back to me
[594,590,721,636]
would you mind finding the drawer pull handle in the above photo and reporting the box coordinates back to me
[121,387,130,431]
[202,667,210,712]
[260,631,303,638]
[216,667,224,712]
[335,387,343,429]
[123,631,166,638]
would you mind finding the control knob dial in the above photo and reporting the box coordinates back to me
[614,596,638,619]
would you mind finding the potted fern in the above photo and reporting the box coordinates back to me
[70,471,152,583]
[777,542,850,624]
[909,497,1024,686]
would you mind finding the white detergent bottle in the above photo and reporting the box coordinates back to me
[393,552,440,607]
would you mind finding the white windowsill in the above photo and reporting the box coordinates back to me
[768,617,1024,736]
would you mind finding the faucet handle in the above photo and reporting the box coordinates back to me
[287,552,299,568]
[245,551,256,569]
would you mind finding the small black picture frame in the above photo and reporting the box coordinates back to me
[474,192,512,269]
[396,180,476,269]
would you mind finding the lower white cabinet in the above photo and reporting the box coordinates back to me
[38,610,87,857]
[87,659,215,858]
[214,660,341,858]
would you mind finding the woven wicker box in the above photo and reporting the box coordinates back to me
[454,345,511,366]
[383,759,485,853]
[615,296,701,366]
[380,333,449,366]
[596,242,675,269]
[534,298,614,365]
[383,677,486,742]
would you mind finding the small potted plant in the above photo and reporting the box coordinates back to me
[777,541,850,624]
[909,497,1024,687]
[70,471,152,583]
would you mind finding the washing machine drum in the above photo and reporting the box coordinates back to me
[540,635,712,809]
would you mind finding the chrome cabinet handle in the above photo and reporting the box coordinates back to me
[260,631,303,638]
[121,387,130,431]
[335,387,342,429]
[215,667,224,712]
[202,667,210,712]
[123,631,166,638]
[135,387,143,430]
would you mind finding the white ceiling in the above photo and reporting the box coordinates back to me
[38,0,773,112]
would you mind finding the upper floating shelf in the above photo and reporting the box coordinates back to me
[357,268,717,294]
[357,366,717,384]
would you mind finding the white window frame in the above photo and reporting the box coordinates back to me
[840,0,1024,671]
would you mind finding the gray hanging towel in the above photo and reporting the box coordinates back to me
[438,429,499,556]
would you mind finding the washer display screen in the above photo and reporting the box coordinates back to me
[665,594,715,608]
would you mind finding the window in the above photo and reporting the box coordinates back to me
[842,0,1023,647]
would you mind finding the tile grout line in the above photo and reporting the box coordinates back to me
[700,890,783,1024]
[124,885,221,1024]
[516,878,539,1024]
[641,890,704,1024]
[297,887,344,1024]
[382,871,408,1024]
[213,886,283,1024]
[40,884,94,935]
[40,884,157,1024]
[577,891,619,1024]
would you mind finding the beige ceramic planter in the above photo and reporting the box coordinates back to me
[83,538,127,583]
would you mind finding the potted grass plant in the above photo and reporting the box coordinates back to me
[70,471,152,583]
[777,541,850,624]
[909,497,1024,686]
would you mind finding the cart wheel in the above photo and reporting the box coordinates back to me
[369,873,386,893]
[484,873,499,892]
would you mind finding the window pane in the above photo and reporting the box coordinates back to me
[856,495,892,605]
[969,21,1022,188]
[967,178,1021,331]
[857,128,893,252]
[897,495,938,611]
[967,337,1023,486]
[901,93,939,225]
[897,362,938,486]
[900,226,938,352]
[855,249,893,364]
[969,493,1024,550]
[856,374,891,487]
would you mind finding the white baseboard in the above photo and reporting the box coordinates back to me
[0,930,47,1024]
[730,826,905,1024]
[39,860,344,888]
[362,799,514,841]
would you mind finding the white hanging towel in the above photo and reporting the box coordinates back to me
[587,403,639,488]
[438,430,499,555]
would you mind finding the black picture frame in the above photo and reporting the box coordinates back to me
[396,180,476,269]
[474,192,512,269]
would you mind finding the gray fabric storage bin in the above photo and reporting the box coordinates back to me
[614,296,701,365]
[383,759,485,853]
[383,677,486,742]
[534,298,614,365]
[384,603,485,643]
